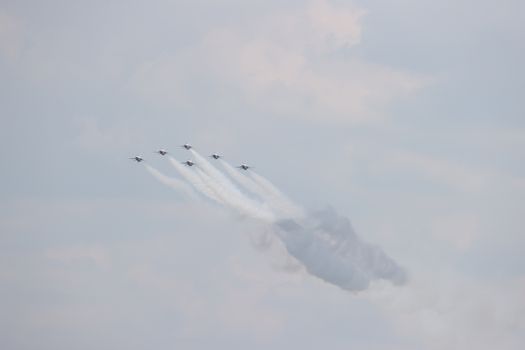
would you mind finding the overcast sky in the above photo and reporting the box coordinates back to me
[1,0,524,349]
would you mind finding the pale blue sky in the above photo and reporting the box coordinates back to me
[1,1,524,349]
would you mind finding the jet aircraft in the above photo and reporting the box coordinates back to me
[155,149,168,155]
[237,164,251,170]
[182,144,192,150]
[210,153,221,159]
[183,160,195,167]
[130,156,144,162]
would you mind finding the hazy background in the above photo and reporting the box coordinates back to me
[1,0,524,349]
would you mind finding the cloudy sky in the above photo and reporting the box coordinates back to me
[1,0,524,349]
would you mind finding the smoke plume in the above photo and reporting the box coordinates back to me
[249,171,304,219]
[168,157,224,204]
[190,150,243,198]
[144,164,196,199]
[145,152,407,292]
[186,150,274,221]
[274,207,407,291]
[219,160,267,200]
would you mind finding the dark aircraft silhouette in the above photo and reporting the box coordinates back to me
[182,144,192,150]
[183,160,195,167]
[210,153,221,159]
[155,149,168,155]
[237,164,252,170]
[130,156,144,162]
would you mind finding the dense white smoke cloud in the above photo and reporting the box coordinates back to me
[147,152,406,292]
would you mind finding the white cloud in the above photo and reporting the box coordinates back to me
[73,116,145,152]
[45,245,110,268]
[368,274,525,350]
[430,213,479,251]
[129,0,426,123]
[387,150,490,192]
[385,149,525,196]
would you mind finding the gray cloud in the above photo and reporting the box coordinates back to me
[275,207,407,291]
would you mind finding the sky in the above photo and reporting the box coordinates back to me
[1,0,524,349]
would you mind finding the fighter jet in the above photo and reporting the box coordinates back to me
[130,156,144,162]
[237,164,251,170]
[210,153,221,159]
[182,160,195,167]
[155,149,168,155]
[182,144,192,150]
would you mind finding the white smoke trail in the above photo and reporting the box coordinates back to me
[249,171,304,218]
[193,162,275,222]
[219,159,302,219]
[194,167,228,203]
[190,150,243,198]
[144,164,196,199]
[219,160,268,201]
[168,157,224,204]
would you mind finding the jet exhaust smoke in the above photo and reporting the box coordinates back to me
[168,157,224,204]
[219,160,267,200]
[249,171,304,219]
[192,152,275,221]
[144,164,196,199]
[144,152,407,292]
[274,207,407,292]
[190,150,243,198]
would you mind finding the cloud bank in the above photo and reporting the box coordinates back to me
[130,0,425,123]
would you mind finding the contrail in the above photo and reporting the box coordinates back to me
[193,161,275,222]
[219,160,268,200]
[220,159,302,218]
[144,164,196,199]
[249,171,304,219]
[249,171,295,206]
[168,157,224,204]
[190,150,243,198]
[194,167,228,203]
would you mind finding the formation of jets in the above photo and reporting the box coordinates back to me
[129,144,251,170]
